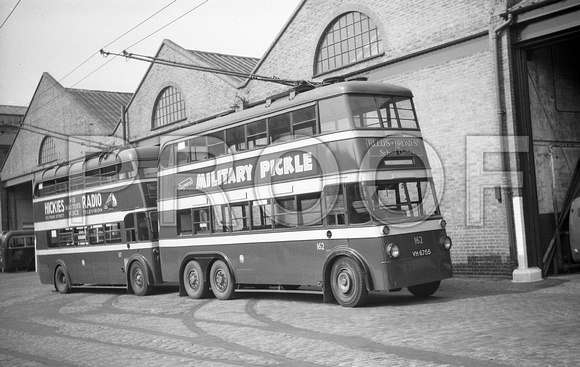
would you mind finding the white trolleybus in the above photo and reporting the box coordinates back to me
[34,147,161,296]
[158,80,453,307]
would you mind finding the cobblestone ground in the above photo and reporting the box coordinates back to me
[0,271,578,366]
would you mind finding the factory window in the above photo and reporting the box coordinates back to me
[152,86,186,129]
[315,12,382,75]
[39,136,57,165]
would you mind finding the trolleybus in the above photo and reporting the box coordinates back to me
[0,230,35,272]
[33,146,161,296]
[158,80,453,307]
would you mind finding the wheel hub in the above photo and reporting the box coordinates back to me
[133,269,143,287]
[188,270,199,290]
[337,270,352,294]
[215,269,227,291]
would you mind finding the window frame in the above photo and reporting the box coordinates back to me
[152,85,187,129]
[39,136,58,165]
[314,11,383,75]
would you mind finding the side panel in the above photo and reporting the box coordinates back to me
[159,225,452,290]
[72,250,94,285]
[37,254,52,284]
[91,248,111,284]
[108,249,127,285]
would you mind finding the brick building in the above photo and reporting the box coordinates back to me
[0,73,131,230]
[2,0,579,277]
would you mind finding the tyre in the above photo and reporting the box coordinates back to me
[209,260,234,300]
[407,280,440,297]
[330,257,368,307]
[129,261,152,296]
[54,266,71,294]
[183,260,209,299]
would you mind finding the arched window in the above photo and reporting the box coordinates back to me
[315,12,382,75]
[152,86,186,129]
[39,136,57,165]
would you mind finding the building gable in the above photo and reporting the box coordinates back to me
[125,40,258,144]
[1,73,125,184]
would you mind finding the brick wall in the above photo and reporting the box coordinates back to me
[126,42,241,143]
[379,50,514,276]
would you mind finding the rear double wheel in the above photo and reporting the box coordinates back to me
[330,257,368,307]
[183,260,210,299]
[209,260,234,300]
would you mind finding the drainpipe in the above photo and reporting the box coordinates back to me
[493,14,541,282]
[121,105,128,145]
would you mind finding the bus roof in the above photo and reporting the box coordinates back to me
[161,80,413,146]
[36,146,159,183]
[1,230,35,241]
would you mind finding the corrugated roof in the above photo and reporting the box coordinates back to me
[67,89,132,132]
[186,50,259,84]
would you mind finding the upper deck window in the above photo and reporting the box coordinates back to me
[315,12,382,75]
[152,86,186,129]
[350,95,419,129]
[319,95,419,132]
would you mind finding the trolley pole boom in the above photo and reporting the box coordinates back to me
[100,49,320,88]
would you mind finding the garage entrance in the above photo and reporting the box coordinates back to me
[511,1,580,274]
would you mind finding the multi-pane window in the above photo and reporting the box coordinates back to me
[315,12,382,74]
[251,200,272,230]
[223,203,250,232]
[226,125,247,153]
[39,136,57,165]
[152,86,186,128]
[324,185,346,226]
[274,197,297,229]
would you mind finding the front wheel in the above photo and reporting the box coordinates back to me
[54,266,71,294]
[183,260,210,299]
[129,261,152,296]
[330,257,368,307]
[209,260,234,300]
[407,280,441,297]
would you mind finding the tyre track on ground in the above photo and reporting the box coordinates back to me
[240,299,512,367]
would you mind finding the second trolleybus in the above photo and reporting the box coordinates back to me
[33,147,161,296]
[157,80,453,307]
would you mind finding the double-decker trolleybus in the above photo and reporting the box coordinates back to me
[34,146,161,296]
[158,80,452,307]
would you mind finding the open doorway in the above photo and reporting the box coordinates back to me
[518,35,580,274]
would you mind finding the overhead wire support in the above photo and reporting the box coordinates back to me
[1,121,117,151]
[100,49,321,88]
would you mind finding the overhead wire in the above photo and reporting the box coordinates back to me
[124,0,208,50]
[57,0,178,87]
[0,0,22,29]
[14,0,180,118]
[10,0,212,150]
[10,122,113,150]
